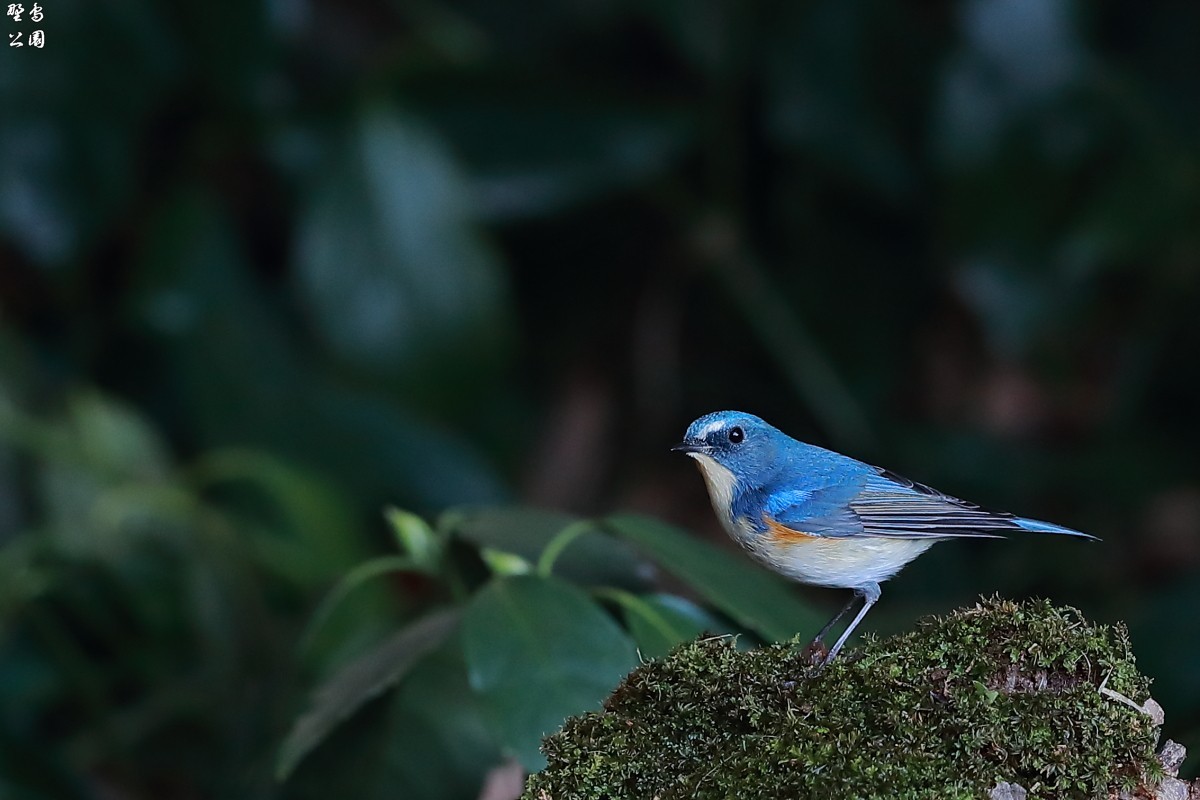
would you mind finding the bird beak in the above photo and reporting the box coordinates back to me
[671,440,707,455]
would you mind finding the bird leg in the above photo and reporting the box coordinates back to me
[800,593,862,664]
[822,582,881,665]
[810,593,862,648]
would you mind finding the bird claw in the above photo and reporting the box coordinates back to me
[799,639,830,666]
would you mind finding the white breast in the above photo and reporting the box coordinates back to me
[690,453,935,590]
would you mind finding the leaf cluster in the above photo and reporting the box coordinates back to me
[276,511,823,782]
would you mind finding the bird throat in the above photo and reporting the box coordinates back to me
[689,453,739,533]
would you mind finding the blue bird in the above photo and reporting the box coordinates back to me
[673,411,1096,664]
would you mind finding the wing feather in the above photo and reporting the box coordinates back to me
[769,467,1024,540]
[850,468,1019,539]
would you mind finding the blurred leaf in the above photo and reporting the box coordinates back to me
[535,520,594,577]
[277,608,459,781]
[67,391,172,481]
[88,483,197,542]
[0,536,46,626]
[479,547,533,577]
[27,392,183,562]
[379,641,503,800]
[444,507,651,590]
[417,91,694,220]
[190,449,365,587]
[135,191,508,510]
[960,0,1083,98]
[461,576,638,769]
[605,514,823,642]
[132,190,313,447]
[35,459,110,560]
[935,0,1084,167]
[306,387,509,510]
[384,506,443,573]
[953,255,1063,358]
[300,556,418,655]
[618,592,733,661]
[295,105,512,385]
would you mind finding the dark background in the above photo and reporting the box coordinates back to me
[2,0,1199,797]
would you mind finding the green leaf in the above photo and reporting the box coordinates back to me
[299,555,418,654]
[277,608,459,781]
[461,576,638,769]
[604,514,823,643]
[443,507,649,590]
[618,592,733,661]
[384,506,443,571]
[379,641,503,800]
[479,548,533,577]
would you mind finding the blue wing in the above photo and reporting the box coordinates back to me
[769,467,1096,541]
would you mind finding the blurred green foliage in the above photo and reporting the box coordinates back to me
[2,0,1200,796]
[271,510,816,784]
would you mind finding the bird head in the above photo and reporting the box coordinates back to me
[672,410,783,489]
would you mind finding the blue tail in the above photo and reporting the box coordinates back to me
[1013,516,1099,541]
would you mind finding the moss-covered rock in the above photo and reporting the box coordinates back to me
[524,598,1168,800]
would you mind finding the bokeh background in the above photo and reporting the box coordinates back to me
[2,0,1199,797]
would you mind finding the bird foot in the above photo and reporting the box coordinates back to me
[799,639,830,666]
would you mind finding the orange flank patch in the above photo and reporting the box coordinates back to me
[763,514,822,543]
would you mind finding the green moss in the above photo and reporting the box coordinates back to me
[524,598,1163,800]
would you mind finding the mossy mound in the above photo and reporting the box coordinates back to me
[524,598,1164,800]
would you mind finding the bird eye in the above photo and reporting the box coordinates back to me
[728,426,744,444]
